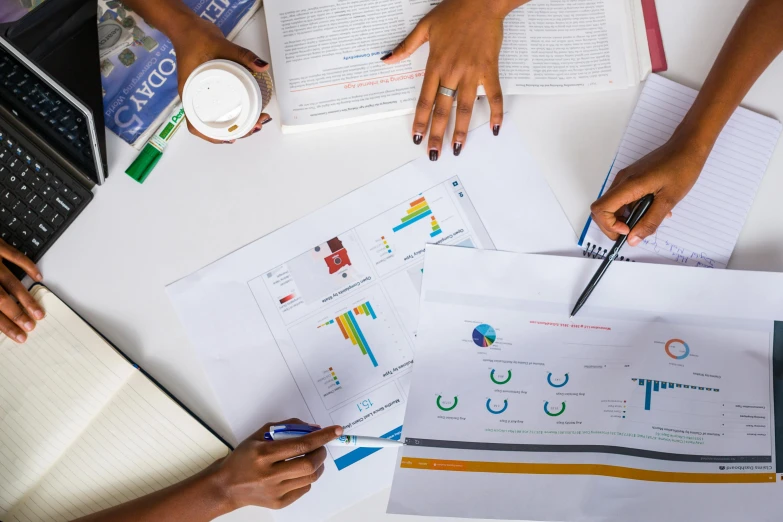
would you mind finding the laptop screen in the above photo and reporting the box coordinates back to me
[0,40,100,184]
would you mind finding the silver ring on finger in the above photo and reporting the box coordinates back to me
[437,85,457,98]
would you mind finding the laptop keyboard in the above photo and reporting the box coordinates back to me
[0,124,90,262]
[0,52,92,163]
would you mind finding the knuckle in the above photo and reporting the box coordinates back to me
[299,460,317,475]
[429,134,443,146]
[432,106,450,119]
[238,47,255,62]
[270,499,285,510]
[453,130,468,141]
[635,223,658,237]
[490,93,503,106]
[456,103,472,116]
[416,98,433,111]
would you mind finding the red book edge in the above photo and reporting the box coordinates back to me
[641,0,668,72]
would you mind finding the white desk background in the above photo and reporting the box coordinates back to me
[37,1,783,521]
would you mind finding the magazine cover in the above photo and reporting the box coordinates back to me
[98,0,260,148]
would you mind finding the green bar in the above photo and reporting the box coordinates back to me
[362,303,370,316]
[400,205,431,223]
[344,313,367,355]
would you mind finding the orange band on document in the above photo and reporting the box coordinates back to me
[400,458,776,484]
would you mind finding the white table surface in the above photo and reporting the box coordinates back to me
[37,1,783,521]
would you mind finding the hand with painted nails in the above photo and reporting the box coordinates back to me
[590,135,706,246]
[122,0,272,144]
[72,419,341,522]
[382,0,529,160]
[0,239,44,343]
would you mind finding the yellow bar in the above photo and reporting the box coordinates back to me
[399,458,776,484]
[406,201,429,214]
[337,315,358,345]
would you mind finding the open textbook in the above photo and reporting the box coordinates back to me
[388,246,783,522]
[167,122,575,522]
[264,0,652,132]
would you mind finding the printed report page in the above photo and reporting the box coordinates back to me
[265,0,643,130]
[389,246,783,522]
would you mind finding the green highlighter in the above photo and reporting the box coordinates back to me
[125,104,185,184]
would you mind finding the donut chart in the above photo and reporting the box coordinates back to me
[436,395,459,411]
[547,372,569,387]
[665,339,690,360]
[490,369,512,385]
[486,398,508,414]
[544,401,566,417]
[472,324,496,347]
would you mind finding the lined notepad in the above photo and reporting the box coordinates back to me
[579,74,782,268]
[0,286,230,522]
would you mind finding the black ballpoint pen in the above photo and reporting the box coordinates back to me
[570,194,655,318]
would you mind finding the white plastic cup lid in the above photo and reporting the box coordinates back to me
[182,60,262,140]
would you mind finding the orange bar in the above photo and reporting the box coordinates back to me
[354,307,361,315]
[335,316,350,340]
[410,196,426,207]
[399,458,776,484]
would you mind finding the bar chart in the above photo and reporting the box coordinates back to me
[393,196,442,238]
[318,301,379,367]
[633,378,719,411]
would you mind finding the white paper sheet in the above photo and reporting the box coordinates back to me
[389,245,783,521]
[578,74,783,268]
[166,122,575,521]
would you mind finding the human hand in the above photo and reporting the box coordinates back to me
[590,136,710,245]
[0,239,44,343]
[169,15,272,144]
[212,419,342,511]
[383,0,526,159]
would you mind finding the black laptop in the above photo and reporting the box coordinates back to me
[0,0,107,277]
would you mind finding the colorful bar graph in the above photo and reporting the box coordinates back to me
[393,196,438,233]
[634,378,719,411]
[318,301,379,367]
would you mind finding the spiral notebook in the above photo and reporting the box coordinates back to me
[0,285,231,522]
[578,74,782,268]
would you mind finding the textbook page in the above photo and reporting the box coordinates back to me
[578,74,783,268]
[388,246,783,521]
[265,0,650,131]
[167,122,575,522]
[1,287,229,522]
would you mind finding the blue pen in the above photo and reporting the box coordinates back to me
[264,424,403,448]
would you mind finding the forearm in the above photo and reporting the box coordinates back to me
[676,0,783,154]
[71,462,233,522]
[121,0,200,42]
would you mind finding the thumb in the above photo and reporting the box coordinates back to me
[227,44,269,73]
[627,199,671,246]
[381,21,429,64]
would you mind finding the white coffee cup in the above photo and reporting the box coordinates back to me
[182,59,262,141]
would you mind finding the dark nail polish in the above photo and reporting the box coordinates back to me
[429,150,439,162]
[251,127,262,134]
[493,125,501,136]
[413,134,423,145]
[254,58,268,67]
[223,140,234,144]
[453,143,462,156]
[261,116,273,125]
[380,51,393,61]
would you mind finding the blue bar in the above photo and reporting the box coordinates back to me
[392,209,433,232]
[639,379,645,385]
[430,229,442,238]
[661,382,667,389]
[645,380,652,410]
[348,311,378,367]
[653,381,659,392]
[365,301,377,319]
[334,425,403,470]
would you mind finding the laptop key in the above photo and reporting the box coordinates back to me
[51,214,64,228]
[50,177,62,189]
[54,196,71,214]
[8,237,20,249]
[22,209,36,224]
[41,185,55,200]
[6,216,19,230]
[7,158,22,173]
[16,184,30,199]
[34,220,52,239]
[38,203,53,220]
[17,226,31,239]
[27,194,43,212]
[68,193,82,206]
[30,176,43,190]
[6,173,19,188]
[0,228,9,240]
[11,200,24,214]
[1,191,16,206]
[40,170,52,182]
[28,236,42,251]
[0,150,10,164]
[32,162,43,173]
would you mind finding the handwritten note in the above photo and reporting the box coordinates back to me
[580,74,782,268]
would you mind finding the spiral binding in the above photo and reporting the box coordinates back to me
[582,242,635,262]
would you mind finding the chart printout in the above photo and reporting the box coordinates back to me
[389,245,783,522]
[167,123,578,522]
[247,176,494,470]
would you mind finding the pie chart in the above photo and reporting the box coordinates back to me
[472,324,496,347]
